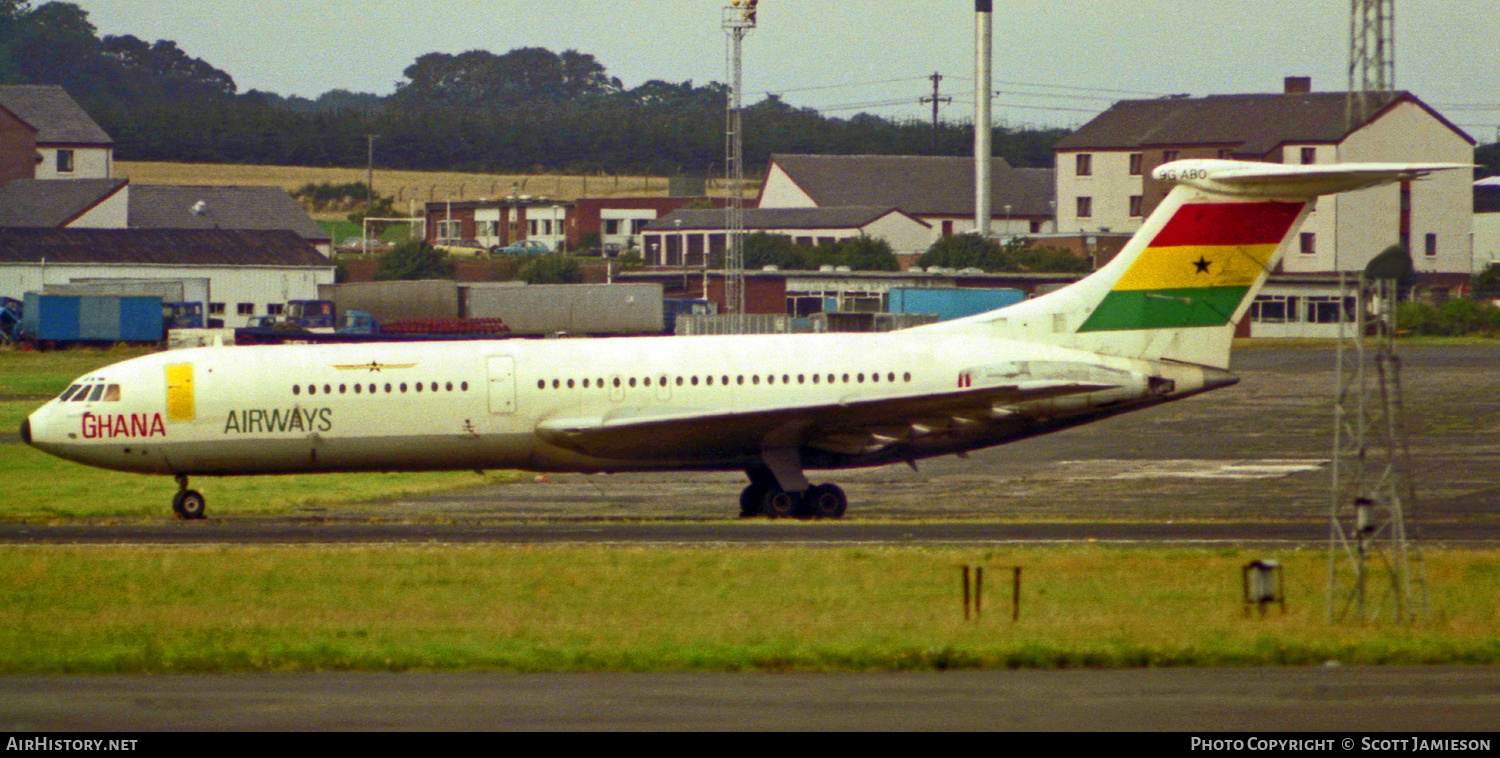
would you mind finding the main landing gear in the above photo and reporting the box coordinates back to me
[739,466,848,520]
[172,474,206,520]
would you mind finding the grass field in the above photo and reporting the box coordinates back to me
[1,545,1495,674]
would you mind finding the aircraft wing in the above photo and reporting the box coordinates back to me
[533,378,1119,462]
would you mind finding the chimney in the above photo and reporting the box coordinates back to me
[1284,76,1312,94]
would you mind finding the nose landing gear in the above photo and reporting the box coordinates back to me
[172,474,206,520]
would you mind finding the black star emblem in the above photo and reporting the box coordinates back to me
[1192,256,1212,274]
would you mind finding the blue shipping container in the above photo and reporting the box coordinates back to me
[886,287,1024,321]
[21,293,163,343]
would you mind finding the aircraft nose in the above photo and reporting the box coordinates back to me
[19,417,30,446]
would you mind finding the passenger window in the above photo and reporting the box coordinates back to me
[384,383,392,393]
[461,382,469,391]
[292,385,301,396]
[567,379,575,389]
[323,385,331,395]
[339,384,347,394]
[309,385,318,396]
[400,383,407,393]
[354,384,362,394]
[446,382,454,391]
[58,384,83,401]
[415,383,423,393]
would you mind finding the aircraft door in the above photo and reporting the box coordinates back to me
[486,356,516,415]
[165,363,195,421]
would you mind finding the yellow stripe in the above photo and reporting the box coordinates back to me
[165,363,195,421]
[1113,243,1279,291]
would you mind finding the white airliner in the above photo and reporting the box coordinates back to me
[22,160,1463,519]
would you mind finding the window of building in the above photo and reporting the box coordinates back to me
[56,149,74,173]
[604,219,620,235]
[1300,147,1317,165]
[1075,153,1092,177]
[209,303,225,315]
[1128,153,1143,176]
[1129,196,1144,218]
[1425,233,1437,257]
[1076,196,1093,219]
[1217,149,1234,160]
[237,303,255,315]
[941,220,954,237]
[1300,233,1316,255]
[1163,150,1179,163]
[267,303,284,316]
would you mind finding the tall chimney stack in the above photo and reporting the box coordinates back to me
[974,0,993,238]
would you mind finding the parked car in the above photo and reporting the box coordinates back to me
[492,240,551,256]
[434,239,488,257]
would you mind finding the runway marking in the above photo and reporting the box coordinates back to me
[1056,459,1328,480]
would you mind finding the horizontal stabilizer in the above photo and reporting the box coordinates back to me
[1155,160,1473,198]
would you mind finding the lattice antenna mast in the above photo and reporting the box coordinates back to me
[1347,0,1396,128]
[1328,249,1428,624]
[723,0,757,334]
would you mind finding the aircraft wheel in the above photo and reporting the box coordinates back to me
[761,488,799,519]
[806,484,847,519]
[172,489,206,520]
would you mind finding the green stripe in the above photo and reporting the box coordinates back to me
[1077,286,1250,332]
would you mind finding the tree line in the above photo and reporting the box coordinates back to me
[0,1,1068,175]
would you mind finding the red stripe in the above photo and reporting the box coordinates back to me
[1150,201,1305,247]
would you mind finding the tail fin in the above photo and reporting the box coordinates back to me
[923,159,1468,369]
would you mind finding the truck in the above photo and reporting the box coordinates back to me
[232,304,511,345]
[46,278,217,328]
[18,293,164,348]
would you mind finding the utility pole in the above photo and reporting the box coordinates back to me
[919,72,951,155]
[723,0,757,333]
[973,0,993,239]
[364,134,380,257]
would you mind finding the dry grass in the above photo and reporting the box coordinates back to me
[115,161,756,211]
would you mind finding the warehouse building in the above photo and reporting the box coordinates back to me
[640,206,931,267]
[0,229,335,327]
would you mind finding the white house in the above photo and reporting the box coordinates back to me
[0,85,113,182]
[757,154,1055,246]
[1475,181,1500,273]
[1054,80,1475,282]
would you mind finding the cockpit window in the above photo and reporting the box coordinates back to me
[58,384,83,401]
[70,385,93,401]
[87,384,106,402]
[104,384,121,402]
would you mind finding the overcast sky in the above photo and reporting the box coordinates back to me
[68,1,1500,139]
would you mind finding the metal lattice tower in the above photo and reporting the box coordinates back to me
[722,1,756,333]
[1328,270,1428,623]
[1347,0,1396,128]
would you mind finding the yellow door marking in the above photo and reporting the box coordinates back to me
[165,363,195,421]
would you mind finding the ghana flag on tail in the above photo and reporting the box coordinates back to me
[1077,200,1305,332]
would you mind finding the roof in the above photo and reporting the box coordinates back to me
[643,206,925,232]
[0,229,331,267]
[128,185,330,242]
[1055,91,1475,154]
[0,85,112,145]
[0,179,127,227]
[761,154,1055,217]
